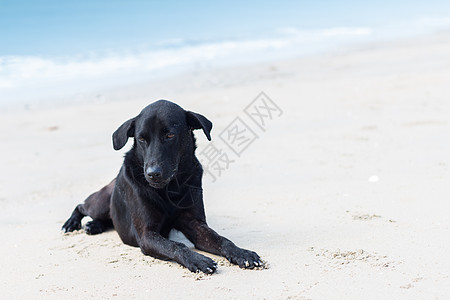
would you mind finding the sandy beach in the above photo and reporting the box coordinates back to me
[1,31,450,299]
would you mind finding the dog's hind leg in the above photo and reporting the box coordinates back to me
[61,204,86,232]
[62,179,116,234]
[85,219,114,235]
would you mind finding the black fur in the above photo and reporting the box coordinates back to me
[62,100,262,274]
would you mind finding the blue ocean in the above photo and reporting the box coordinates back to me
[1,1,450,111]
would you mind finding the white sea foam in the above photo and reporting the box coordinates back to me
[4,21,448,109]
[0,26,374,107]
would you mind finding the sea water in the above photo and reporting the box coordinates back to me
[1,1,450,112]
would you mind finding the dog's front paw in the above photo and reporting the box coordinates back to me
[225,247,263,269]
[62,217,81,233]
[184,252,218,274]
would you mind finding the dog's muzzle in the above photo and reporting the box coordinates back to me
[144,166,173,189]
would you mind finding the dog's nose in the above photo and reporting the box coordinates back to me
[146,166,162,179]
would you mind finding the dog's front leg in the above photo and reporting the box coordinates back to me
[139,230,217,274]
[178,219,263,269]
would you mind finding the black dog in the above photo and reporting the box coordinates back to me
[62,100,262,274]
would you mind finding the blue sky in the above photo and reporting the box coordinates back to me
[2,0,450,56]
[1,1,450,107]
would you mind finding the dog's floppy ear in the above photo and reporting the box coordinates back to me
[186,111,213,141]
[112,117,136,150]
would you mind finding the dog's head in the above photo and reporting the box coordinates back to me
[112,100,212,189]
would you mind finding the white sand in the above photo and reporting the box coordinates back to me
[1,31,450,299]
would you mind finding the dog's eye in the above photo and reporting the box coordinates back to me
[166,133,175,139]
[138,137,146,143]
